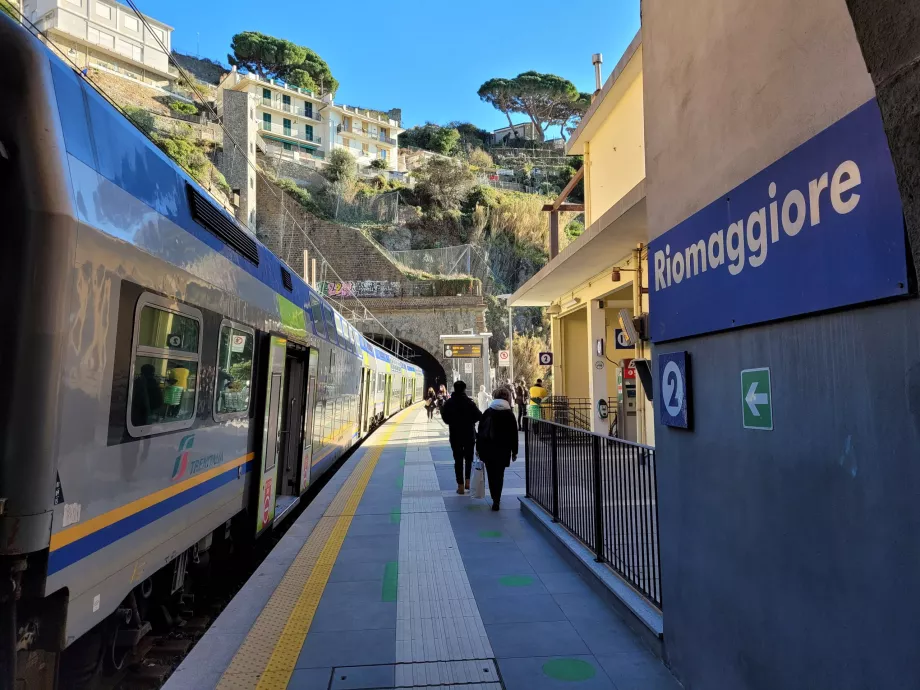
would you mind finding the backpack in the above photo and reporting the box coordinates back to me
[477,412,497,452]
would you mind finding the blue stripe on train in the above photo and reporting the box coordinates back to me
[48,460,255,575]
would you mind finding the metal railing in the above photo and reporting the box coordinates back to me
[336,124,397,145]
[262,97,323,121]
[260,121,321,143]
[525,418,662,608]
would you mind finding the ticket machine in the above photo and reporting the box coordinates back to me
[616,358,638,441]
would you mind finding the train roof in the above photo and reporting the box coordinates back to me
[38,36,419,372]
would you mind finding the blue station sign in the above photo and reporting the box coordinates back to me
[648,99,907,342]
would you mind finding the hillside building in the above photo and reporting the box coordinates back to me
[24,0,173,86]
[509,34,652,445]
[217,68,402,173]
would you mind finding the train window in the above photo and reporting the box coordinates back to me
[214,321,254,420]
[307,293,325,338]
[127,294,202,437]
[322,303,338,345]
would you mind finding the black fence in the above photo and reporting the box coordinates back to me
[525,418,662,609]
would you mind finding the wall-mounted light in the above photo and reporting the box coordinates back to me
[562,297,581,310]
[611,266,638,282]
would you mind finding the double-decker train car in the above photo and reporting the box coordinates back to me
[0,15,422,686]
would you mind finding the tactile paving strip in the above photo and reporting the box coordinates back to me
[217,408,412,690]
[396,413,493,665]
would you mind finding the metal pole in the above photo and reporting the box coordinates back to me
[508,304,514,383]
[592,435,604,562]
[551,423,559,522]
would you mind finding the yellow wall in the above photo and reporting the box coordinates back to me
[585,68,645,226]
[561,309,589,399]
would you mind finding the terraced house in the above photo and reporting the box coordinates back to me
[22,0,173,86]
[218,66,403,173]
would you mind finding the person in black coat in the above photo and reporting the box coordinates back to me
[476,387,519,511]
[440,380,482,494]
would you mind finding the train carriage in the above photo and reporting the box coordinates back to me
[0,16,422,686]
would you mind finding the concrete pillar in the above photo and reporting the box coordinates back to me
[550,315,563,395]
[586,299,608,434]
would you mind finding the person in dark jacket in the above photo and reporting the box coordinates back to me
[425,387,437,421]
[514,380,528,431]
[476,387,519,510]
[440,380,482,494]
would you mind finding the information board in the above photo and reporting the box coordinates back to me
[443,343,482,358]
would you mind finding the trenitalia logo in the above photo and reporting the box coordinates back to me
[172,435,195,481]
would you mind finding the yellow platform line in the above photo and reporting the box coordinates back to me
[217,407,413,690]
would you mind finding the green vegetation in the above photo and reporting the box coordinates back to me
[468,148,494,170]
[325,148,358,183]
[399,122,490,156]
[369,158,388,170]
[565,219,585,241]
[168,99,198,116]
[0,1,16,19]
[123,106,156,137]
[478,71,590,142]
[228,31,338,95]
[414,158,476,209]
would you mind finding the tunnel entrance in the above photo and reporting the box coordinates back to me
[364,333,446,394]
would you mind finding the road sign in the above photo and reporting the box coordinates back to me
[463,362,473,374]
[614,329,632,349]
[658,352,690,429]
[538,352,553,366]
[741,367,773,430]
[498,350,510,366]
[623,358,636,379]
[444,342,482,358]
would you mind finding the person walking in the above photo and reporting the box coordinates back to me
[514,380,528,431]
[425,387,437,421]
[440,380,482,494]
[476,387,519,511]
[477,384,490,412]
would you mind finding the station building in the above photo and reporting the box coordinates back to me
[509,33,654,445]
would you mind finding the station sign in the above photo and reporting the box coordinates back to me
[658,352,690,429]
[443,342,482,358]
[648,99,907,342]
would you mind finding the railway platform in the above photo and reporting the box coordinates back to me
[165,406,679,690]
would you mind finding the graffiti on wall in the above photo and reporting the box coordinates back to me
[319,281,401,298]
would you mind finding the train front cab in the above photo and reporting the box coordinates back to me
[252,334,319,535]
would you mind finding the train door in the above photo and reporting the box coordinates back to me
[384,374,392,417]
[255,335,286,536]
[298,349,318,495]
[358,367,370,434]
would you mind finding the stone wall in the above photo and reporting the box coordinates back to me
[257,152,327,191]
[255,175,406,283]
[220,89,256,228]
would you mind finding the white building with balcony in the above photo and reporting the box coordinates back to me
[23,0,173,85]
[218,67,403,173]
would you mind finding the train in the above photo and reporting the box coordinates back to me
[0,14,423,687]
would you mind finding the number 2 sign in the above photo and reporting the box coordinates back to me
[658,352,691,429]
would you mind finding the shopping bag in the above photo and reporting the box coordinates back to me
[471,460,486,499]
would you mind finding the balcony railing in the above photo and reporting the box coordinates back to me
[339,103,398,126]
[263,140,326,163]
[261,122,321,144]
[261,97,323,122]
[526,418,662,609]
[247,72,318,98]
[336,124,396,146]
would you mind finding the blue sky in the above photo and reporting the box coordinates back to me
[147,0,640,131]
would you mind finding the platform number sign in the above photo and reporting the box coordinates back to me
[614,329,632,349]
[538,352,553,366]
[658,352,690,429]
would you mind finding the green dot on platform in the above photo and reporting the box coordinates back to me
[541,658,596,682]
[498,575,533,587]
[478,530,502,538]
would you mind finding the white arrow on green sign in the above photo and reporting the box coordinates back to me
[741,367,773,430]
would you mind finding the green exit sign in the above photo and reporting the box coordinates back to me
[741,368,773,430]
